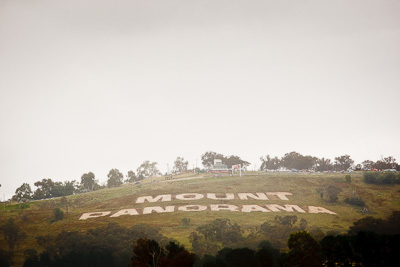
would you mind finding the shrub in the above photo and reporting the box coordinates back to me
[52,208,64,222]
[345,197,365,207]
[21,213,29,222]
[364,172,379,184]
[181,218,191,227]
[364,172,400,185]
[345,175,351,183]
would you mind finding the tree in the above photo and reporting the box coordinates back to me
[107,169,123,188]
[317,185,342,202]
[362,160,374,170]
[334,155,354,171]
[130,238,164,267]
[281,151,316,170]
[173,157,189,173]
[136,161,161,178]
[201,151,250,170]
[223,155,250,169]
[260,155,280,170]
[52,208,64,222]
[201,151,224,169]
[33,179,55,199]
[315,158,333,172]
[286,231,322,267]
[125,170,137,183]
[60,196,69,215]
[12,183,32,202]
[373,156,398,170]
[81,172,95,191]
[52,180,77,197]
[1,217,27,253]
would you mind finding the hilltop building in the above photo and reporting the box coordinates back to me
[210,159,229,173]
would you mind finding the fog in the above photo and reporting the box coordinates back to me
[1,0,399,199]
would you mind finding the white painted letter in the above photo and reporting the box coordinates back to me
[136,195,172,203]
[110,209,139,217]
[210,204,239,212]
[266,192,293,200]
[308,206,337,215]
[79,211,111,220]
[178,205,208,212]
[241,205,271,213]
[266,204,306,213]
[143,206,175,214]
[175,193,204,200]
[238,193,269,200]
[207,193,235,200]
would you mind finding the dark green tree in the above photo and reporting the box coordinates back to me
[107,169,124,188]
[1,217,27,253]
[81,172,95,191]
[33,179,55,199]
[52,208,64,222]
[12,183,32,202]
[334,155,354,171]
[286,231,322,267]
[260,155,281,170]
[130,238,164,267]
[315,157,333,172]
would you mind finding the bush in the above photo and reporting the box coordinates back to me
[364,172,379,184]
[52,208,64,222]
[21,213,29,222]
[345,197,365,207]
[181,218,191,227]
[364,172,400,185]
[345,175,351,183]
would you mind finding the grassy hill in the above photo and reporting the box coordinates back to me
[1,172,400,265]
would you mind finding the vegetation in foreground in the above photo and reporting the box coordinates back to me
[1,211,400,266]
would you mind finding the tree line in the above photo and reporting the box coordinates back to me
[11,152,399,202]
[259,152,399,172]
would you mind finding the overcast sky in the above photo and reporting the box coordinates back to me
[1,0,399,199]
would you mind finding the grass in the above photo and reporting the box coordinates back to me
[1,172,400,265]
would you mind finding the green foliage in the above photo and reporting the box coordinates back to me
[12,183,32,202]
[201,151,250,169]
[33,179,55,200]
[136,161,161,178]
[286,231,323,267]
[258,215,306,248]
[316,184,342,202]
[348,210,400,235]
[195,218,244,248]
[52,208,64,222]
[345,175,351,183]
[30,223,167,267]
[363,171,400,184]
[174,157,189,172]
[81,172,95,191]
[181,217,191,227]
[0,217,27,253]
[125,170,137,183]
[345,197,365,207]
[280,151,316,170]
[107,169,124,188]
[334,155,354,171]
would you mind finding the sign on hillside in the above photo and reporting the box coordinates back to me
[79,192,337,220]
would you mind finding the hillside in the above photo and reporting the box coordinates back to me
[1,172,400,265]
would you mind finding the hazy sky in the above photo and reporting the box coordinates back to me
[1,0,399,199]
